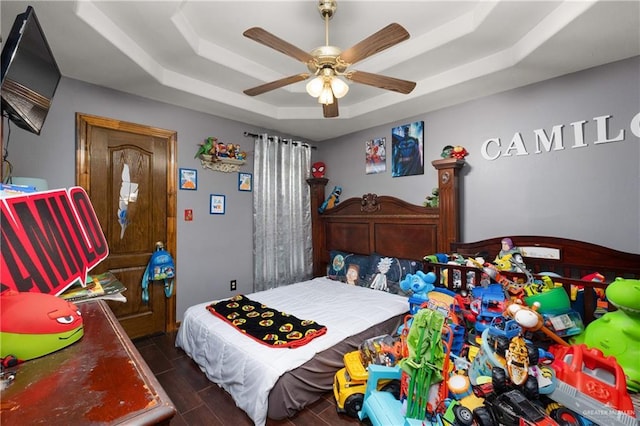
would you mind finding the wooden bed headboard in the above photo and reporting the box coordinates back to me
[307,158,465,277]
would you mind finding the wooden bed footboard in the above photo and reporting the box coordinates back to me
[432,235,640,325]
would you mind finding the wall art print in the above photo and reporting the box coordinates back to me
[365,137,386,174]
[391,121,424,177]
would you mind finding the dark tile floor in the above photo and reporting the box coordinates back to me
[134,331,362,426]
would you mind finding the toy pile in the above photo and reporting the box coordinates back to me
[333,238,640,426]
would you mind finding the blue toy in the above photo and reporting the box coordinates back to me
[400,270,436,300]
[319,186,342,213]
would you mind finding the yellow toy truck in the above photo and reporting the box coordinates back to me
[333,334,402,417]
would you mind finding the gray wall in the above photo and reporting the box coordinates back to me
[2,78,268,320]
[316,57,640,254]
[4,57,639,321]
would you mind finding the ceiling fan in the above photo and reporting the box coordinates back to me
[243,0,416,118]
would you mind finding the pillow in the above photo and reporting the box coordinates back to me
[327,250,371,285]
[366,254,424,294]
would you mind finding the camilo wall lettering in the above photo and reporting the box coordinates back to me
[481,112,640,160]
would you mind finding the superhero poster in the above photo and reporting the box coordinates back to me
[391,121,424,177]
[365,137,386,174]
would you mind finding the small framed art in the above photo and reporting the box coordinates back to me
[238,172,252,192]
[210,194,225,215]
[179,168,197,190]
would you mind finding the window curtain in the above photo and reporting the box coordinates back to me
[253,134,312,291]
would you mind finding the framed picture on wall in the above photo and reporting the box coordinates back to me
[391,121,424,177]
[179,168,197,190]
[366,137,386,174]
[238,172,252,192]
[210,194,225,215]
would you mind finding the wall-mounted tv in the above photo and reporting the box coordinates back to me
[1,6,61,135]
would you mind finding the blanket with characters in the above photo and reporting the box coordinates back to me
[207,295,327,348]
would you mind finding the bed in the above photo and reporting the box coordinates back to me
[175,158,465,425]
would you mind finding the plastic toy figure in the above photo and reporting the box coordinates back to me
[441,145,455,158]
[451,146,469,159]
[493,238,525,272]
[423,188,439,208]
[311,161,326,178]
[318,185,341,213]
[195,136,216,158]
[400,270,436,300]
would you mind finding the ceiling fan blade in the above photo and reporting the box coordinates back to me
[244,73,310,96]
[339,23,410,65]
[347,71,416,94]
[243,27,314,64]
[323,97,339,118]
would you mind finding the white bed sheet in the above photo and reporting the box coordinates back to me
[175,277,408,425]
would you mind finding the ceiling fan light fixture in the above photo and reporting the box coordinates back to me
[330,76,349,98]
[318,83,334,105]
[306,76,325,97]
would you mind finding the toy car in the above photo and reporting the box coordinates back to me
[471,284,508,334]
[548,344,637,426]
[472,386,557,426]
[441,399,474,425]
[333,336,401,417]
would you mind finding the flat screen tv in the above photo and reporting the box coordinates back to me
[1,6,61,135]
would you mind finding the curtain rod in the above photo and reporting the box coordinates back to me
[243,132,316,149]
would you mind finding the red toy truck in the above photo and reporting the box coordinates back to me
[548,344,637,426]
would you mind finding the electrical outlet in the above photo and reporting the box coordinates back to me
[230,280,237,291]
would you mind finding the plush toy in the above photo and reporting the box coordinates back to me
[400,270,436,300]
[319,186,341,213]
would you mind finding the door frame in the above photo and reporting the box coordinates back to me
[76,113,178,333]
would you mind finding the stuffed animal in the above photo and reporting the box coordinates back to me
[319,186,342,213]
[400,270,436,300]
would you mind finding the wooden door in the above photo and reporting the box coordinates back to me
[76,113,177,338]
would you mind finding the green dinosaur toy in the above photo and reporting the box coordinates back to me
[572,277,640,392]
